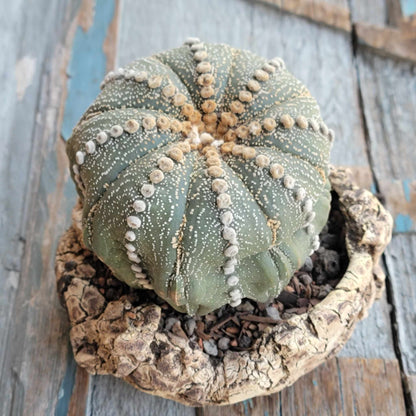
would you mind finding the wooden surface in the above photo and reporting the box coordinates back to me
[0,0,414,415]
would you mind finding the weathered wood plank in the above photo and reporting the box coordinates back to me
[199,357,406,415]
[86,375,195,416]
[61,0,119,141]
[355,52,416,233]
[337,357,406,415]
[349,0,388,26]
[255,0,351,31]
[384,234,416,375]
[0,0,81,415]
[355,22,416,63]
[68,366,90,416]
[59,0,123,413]
[352,3,416,409]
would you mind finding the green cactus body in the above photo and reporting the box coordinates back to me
[67,39,333,315]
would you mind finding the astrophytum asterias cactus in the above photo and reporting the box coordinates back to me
[67,38,333,315]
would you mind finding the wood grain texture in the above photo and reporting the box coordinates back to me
[337,358,406,415]
[355,52,416,233]
[86,375,195,416]
[255,0,351,31]
[0,1,80,415]
[350,0,388,26]
[68,366,90,416]
[384,234,416,375]
[355,22,416,63]
[61,0,122,413]
[353,11,416,412]
[199,357,406,415]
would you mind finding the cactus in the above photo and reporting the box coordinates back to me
[66,39,333,315]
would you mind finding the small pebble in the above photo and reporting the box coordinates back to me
[185,318,196,336]
[322,250,340,278]
[318,284,333,300]
[239,334,252,348]
[265,306,280,320]
[165,317,179,331]
[236,301,255,312]
[298,273,313,286]
[203,339,218,356]
[303,256,313,272]
[218,337,230,351]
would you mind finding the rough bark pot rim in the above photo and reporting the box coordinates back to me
[55,166,393,406]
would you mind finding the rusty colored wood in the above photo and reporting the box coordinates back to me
[354,51,416,232]
[259,0,416,63]
[68,366,90,416]
[103,0,120,73]
[256,0,351,31]
[355,22,416,63]
[337,358,406,415]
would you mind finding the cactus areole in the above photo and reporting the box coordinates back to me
[67,39,333,315]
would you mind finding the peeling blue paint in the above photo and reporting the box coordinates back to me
[394,213,413,233]
[61,0,116,141]
[312,379,318,387]
[402,179,411,202]
[243,400,249,415]
[242,398,254,415]
[400,0,416,17]
[55,341,77,416]
[370,183,377,195]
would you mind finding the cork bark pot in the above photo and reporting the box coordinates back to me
[55,166,393,406]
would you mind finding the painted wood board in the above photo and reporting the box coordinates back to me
[355,52,416,233]
[0,0,81,415]
[349,0,388,26]
[86,375,195,416]
[353,24,416,412]
[199,357,406,416]
[384,234,416,375]
[255,0,351,31]
[0,0,63,396]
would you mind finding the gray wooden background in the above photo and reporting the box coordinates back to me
[1,0,415,415]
